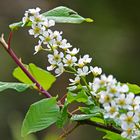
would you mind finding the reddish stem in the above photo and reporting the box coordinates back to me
[1,33,52,98]
[7,31,13,49]
[60,94,67,104]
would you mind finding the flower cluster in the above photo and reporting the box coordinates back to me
[22,7,102,77]
[89,75,140,139]
[22,7,78,76]
[23,7,140,140]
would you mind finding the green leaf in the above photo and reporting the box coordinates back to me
[90,117,105,124]
[0,81,31,92]
[9,6,93,30]
[79,106,105,124]
[79,107,91,114]
[13,63,56,90]
[21,97,60,137]
[42,6,93,24]
[79,106,103,116]
[127,83,140,94]
[71,106,103,121]
[85,96,95,105]
[56,103,68,128]
[67,90,88,104]
[71,114,98,121]
[96,128,128,140]
[9,22,23,31]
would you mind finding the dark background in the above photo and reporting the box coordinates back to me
[0,0,140,140]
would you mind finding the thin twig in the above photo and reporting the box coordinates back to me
[71,108,80,114]
[67,111,122,135]
[57,123,79,140]
[78,119,122,134]
[0,33,52,98]
[59,94,67,104]
[7,31,13,48]
[0,34,8,49]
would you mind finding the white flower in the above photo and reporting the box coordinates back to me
[120,112,139,127]
[107,85,119,96]
[115,94,128,109]
[77,66,90,76]
[92,75,117,92]
[89,82,99,96]
[98,75,108,86]
[48,50,64,65]
[67,85,77,91]
[93,75,107,88]
[126,92,135,104]
[47,64,56,71]
[90,66,102,76]
[55,63,64,77]
[53,30,63,41]
[126,92,140,110]
[28,7,41,15]
[133,129,140,140]
[66,48,79,55]
[22,12,29,25]
[34,40,43,54]
[77,55,92,67]
[29,23,45,38]
[98,91,113,106]
[104,101,119,119]
[121,124,135,139]
[134,109,140,123]
[39,29,54,45]
[100,74,117,86]
[69,76,80,85]
[63,54,77,66]
[41,18,55,28]
[59,39,72,51]
[76,55,91,67]
[48,40,59,50]
[117,84,129,93]
[82,54,92,64]
[47,31,63,49]
[105,75,117,85]
[29,14,43,23]
[77,57,85,67]
[92,77,101,88]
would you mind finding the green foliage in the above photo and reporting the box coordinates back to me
[13,63,56,90]
[21,97,60,137]
[71,106,103,121]
[79,107,91,114]
[80,106,103,115]
[96,128,128,140]
[9,6,93,30]
[67,90,88,104]
[0,81,31,92]
[90,117,105,124]
[127,83,140,94]
[42,6,93,24]
[71,114,99,121]
[80,106,105,124]
[56,103,68,128]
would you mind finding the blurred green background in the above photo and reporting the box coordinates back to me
[0,0,140,140]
